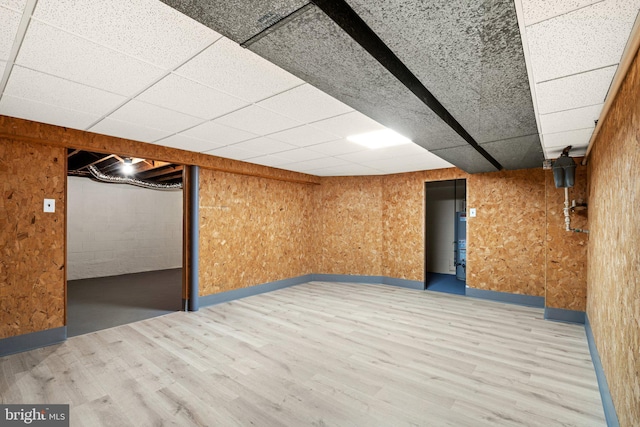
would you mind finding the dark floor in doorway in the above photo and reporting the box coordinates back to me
[67,268,182,337]
[426,273,466,295]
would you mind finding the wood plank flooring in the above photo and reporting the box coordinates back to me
[0,282,605,426]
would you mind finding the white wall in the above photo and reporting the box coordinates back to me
[426,181,462,275]
[67,177,182,280]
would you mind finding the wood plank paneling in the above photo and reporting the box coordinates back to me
[0,139,66,338]
[587,46,640,427]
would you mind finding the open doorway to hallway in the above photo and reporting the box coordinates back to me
[66,150,184,336]
[425,179,466,295]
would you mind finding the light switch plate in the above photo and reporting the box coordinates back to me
[44,199,55,213]
[469,208,476,217]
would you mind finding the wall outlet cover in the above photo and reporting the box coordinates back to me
[469,208,476,217]
[44,199,55,213]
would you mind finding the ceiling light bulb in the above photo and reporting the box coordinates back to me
[122,158,134,175]
[347,129,412,149]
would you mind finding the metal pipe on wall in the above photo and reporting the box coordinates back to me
[188,165,200,311]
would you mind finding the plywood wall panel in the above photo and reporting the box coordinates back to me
[587,47,640,427]
[545,164,588,311]
[466,169,546,296]
[0,139,65,339]
[316,176,384,276]
[198,169,314,295]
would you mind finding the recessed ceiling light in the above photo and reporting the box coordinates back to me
[122,158,134,175]
[347,129,412,149]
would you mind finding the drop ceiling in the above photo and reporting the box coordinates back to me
[0,0,638,175]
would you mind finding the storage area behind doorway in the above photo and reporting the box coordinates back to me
[66,150,184,336]
[425,179,466,295]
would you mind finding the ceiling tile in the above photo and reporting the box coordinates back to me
[257,84,353,123]
[0,6,21,61]
[155,134,225,153]
[310,112,386,138]
[0,60,6,77]
[535,66,616,114]
[4,66,127,116]
[16,21,165,96]
[213,105,302,135]
[521,0,601,26]
[137,73,248,120]
[246,154,294,168]
[89,117,170,143]
[182,120,256,145]
[230,137,297,155]
[203,145,260,161]
[175,37,303,102]
[269,148,325,163]
[337,143,430,163]
[32,0,221,70]
[108,100,203,134]
[0,94,100,130]
[543,127,594,149]
[0,0,26,11]
[526,0,640,82]
[480,134,543,169]
[429,145,499,173]
[540,103,603,134]
[309,163,384,176]
[281,156,350,173]
[306,139,366,156]
[267,125,339,147]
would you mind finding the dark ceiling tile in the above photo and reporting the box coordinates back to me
[430,145,499,173]
[479,134,544,170]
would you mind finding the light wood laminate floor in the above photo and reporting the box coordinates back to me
[0,282,605,426]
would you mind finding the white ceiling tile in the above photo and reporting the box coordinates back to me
[542,127,594,149]
[137,73,248,120]
[336,143,430,163]
[526,0,640,82]
[89,117,170,143]
[182,120,257,145]
[358,151,453,173]
[32,0,221,70]
[269,148,326,163]
[536,66,616,114]
[16,21,165,96]
[230,137,297,155]
[282,157,350,173]
[155,134,225,153]
[213,105,302,135]
[306,138,367,156]
[108,100,202,134]
[0,6,21,61]
[246,154,294,168]
[257,84,353,123]
[0,94,100,130]
[268,125,340,146]
[309,164,384,176]
[0,0,26,11]
[310,112,386,138]
[521,0,601,26]
[203,145,260,161]
[539,103,603,134]
[0,60,6,76]
[4,66,127,116]
[175,37,303,102]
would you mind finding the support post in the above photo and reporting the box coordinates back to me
[188,165,199,311]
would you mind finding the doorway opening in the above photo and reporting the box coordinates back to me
[425,179,467,295]
[66,149,185,336]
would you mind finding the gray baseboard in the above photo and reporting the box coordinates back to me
[544,307,585,324]
[199,275,313,307]
[585,315,619,427]
[465,287,544,308]
[311,274,423,290]
[0,326,67,357]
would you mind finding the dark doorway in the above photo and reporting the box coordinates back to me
[425,179,466,295]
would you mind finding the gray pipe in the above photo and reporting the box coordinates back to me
[188,165,199,312]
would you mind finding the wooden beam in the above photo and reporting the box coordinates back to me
[137,165,184,180]
[77,153,116,170]
[67,149,80,158]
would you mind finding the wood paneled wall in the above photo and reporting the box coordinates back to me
[198,169,315,295]
[587,47,640,427]
[0,138,66,338]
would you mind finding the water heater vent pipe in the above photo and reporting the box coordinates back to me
[564,187,589,234]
